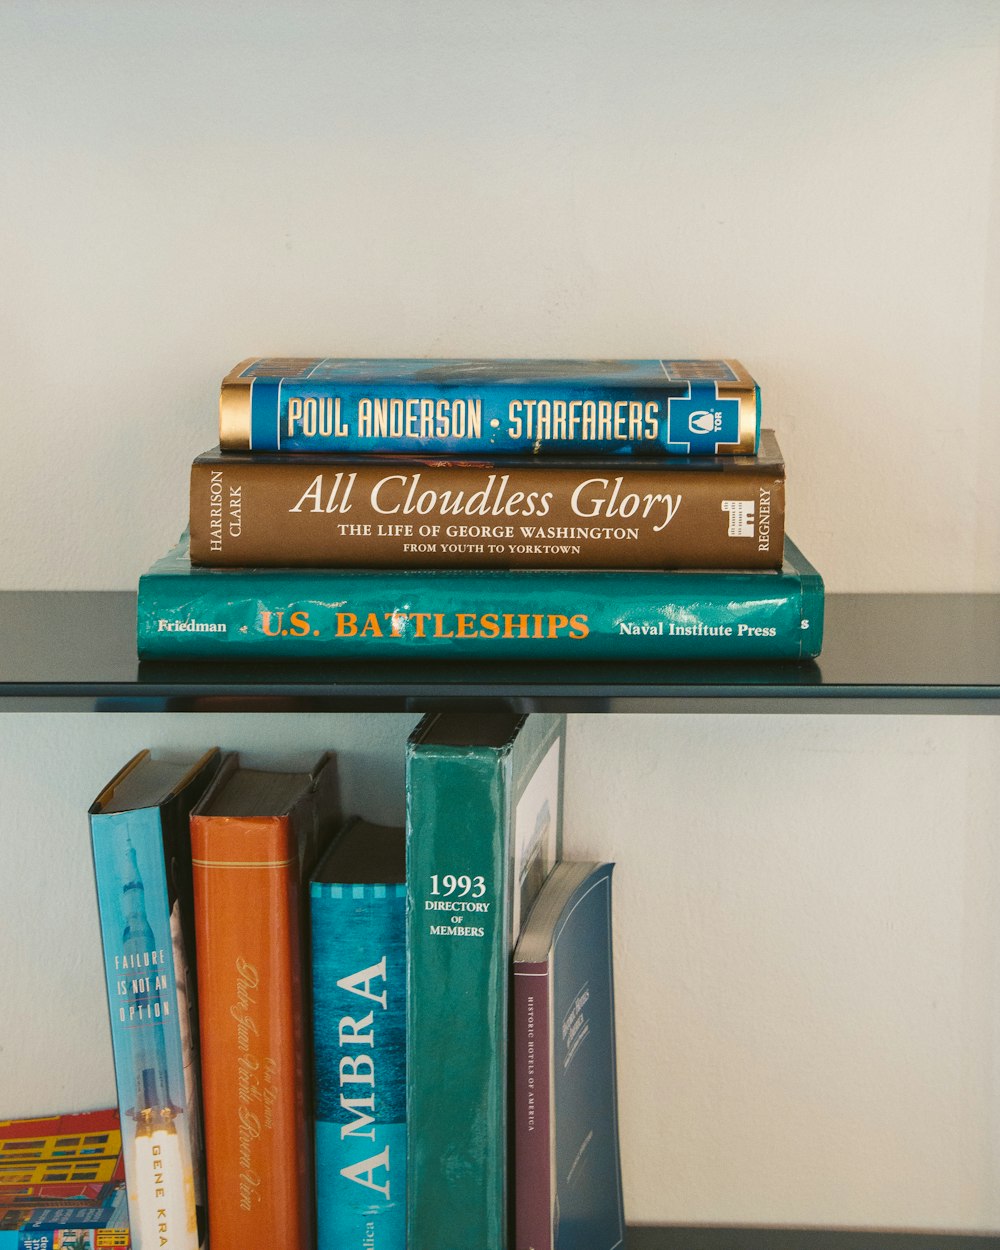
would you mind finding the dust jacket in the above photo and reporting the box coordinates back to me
[220,356,760,456]
[310,819,406,1250]
[137,532,824,662]
[188,431,786,570]
[89,749,222,1250]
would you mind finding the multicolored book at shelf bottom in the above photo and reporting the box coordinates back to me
[0,1109,130,1249]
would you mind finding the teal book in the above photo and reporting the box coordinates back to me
[309,819,406,1250]
[405,712,565,1250]
[136,533,824,661]
[89,749,222,1250]
[220,357,760,456]
[513,862,624,1250]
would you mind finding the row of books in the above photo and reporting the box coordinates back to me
[89,713,624,1250]
[135,357,824,662]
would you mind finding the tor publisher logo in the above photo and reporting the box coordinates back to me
[666,381,740,452]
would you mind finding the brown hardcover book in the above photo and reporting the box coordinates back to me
[189,431,785,570]
[189,753,339,1250]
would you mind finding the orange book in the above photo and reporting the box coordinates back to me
[189,753,339,1250]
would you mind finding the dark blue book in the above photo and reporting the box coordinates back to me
[309,818,406,1250]
[513,861,625,1250]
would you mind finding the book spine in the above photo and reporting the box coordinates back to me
[12,1209,128,1233]
[405,744,511,1250]
[310,882,406,1250]
[89,809,205,1250]
[137,564,821,661]
[10,1233,130,1250]
[513,958,554,1250]
[221,367,759,456]
[9,1224,131,1249]
[190,817,312,1250]
[188,455,784,570]
[549,867,625,1249]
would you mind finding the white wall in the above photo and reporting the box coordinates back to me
[1,0,998,1233]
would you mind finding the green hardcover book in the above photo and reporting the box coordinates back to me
[405,712,566,1250]
[136,533,824,662]
[89,748,222,1250]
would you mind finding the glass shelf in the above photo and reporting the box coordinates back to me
[1,591,998,712]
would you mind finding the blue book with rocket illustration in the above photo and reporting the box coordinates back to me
[309,818,406,1250]
[89,749,221,1250]
[219,357,760,456]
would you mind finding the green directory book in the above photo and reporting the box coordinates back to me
[405,712,566,1250]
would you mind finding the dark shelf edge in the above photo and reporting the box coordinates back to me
[1,686,999,713]
[2,590,1000,711]
[626,1226,999,1247]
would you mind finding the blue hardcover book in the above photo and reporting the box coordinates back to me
[220,357,760,456]
[513,862,624,1250]
[136,533,824,662]
[310,819,406,1250]
[89,750,221,1250]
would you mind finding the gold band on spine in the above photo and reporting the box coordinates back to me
[717,358,759,454]
[218,359,256,450]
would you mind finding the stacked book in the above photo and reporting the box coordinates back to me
[136,356,825,661]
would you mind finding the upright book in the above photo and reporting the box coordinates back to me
[0,1108,130,1249]
[189,753,340,1250]
[188,430,786,570]
[89,749,222,1250]
[309,818,406,1250]
[220,356,760,456]
[513,862,625,1250]
[405,712,565,1250]
[136,532,824,662]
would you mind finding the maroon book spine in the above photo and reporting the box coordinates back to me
[514,957,553,1250]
